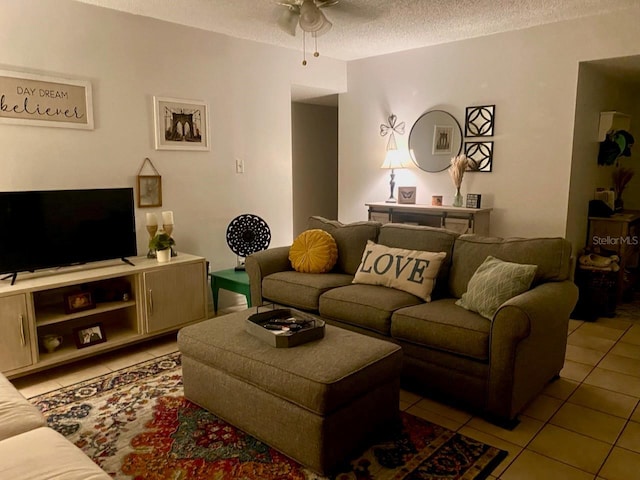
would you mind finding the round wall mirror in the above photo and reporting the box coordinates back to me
[408,110,463,172]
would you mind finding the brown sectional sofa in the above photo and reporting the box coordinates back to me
[246,217,579,425]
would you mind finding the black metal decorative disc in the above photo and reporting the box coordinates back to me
[226,214,271,257]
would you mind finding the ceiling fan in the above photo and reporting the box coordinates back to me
[275,0,340,65]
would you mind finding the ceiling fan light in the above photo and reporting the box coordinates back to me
[278,8,299,36]
[299,0,329,33]
[313,17,332,36]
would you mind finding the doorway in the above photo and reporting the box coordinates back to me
[291,94,339,236]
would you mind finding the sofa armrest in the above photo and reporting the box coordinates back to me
[245,246,292,306]
[486,280,578,421]
[0,373,47,441]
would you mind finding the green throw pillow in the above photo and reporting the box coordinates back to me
[455,256,538,319]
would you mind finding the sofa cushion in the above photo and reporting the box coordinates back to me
[308,216,381,275]
[0,373,47,441]
[0,426,111,479]
[449,235,573,298]
[320,284,423,335]
[263,271,353,311]
[456,256,537,320]
[378,224,458,300]
[352,241,446,301]
[391,299,491,361]
[289,229,338,273]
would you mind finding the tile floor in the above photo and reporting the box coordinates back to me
[10,308,640,479]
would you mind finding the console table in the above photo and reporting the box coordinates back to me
[366,202,492,235]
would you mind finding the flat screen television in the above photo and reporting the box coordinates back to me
[0,188,137,281]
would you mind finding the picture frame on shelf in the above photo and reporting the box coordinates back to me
[73,323,106,349]
[466,194,482,209]
[398,186,417,204]
[64,291,96,314]
[137,175,162,207]
[431,195,443,206]
[153,96,210,151]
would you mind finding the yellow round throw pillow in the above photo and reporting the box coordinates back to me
[289,229,338,273]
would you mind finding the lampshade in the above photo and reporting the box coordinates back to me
[380,149,407,170]
[299,0,332,35]
[278,8,299,37]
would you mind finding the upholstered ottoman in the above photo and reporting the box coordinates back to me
[178,309,402,475]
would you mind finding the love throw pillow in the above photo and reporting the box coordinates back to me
[352,241,446,301]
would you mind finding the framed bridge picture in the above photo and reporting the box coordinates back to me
[153,96,210,151]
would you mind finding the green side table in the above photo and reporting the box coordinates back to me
[210,268,251,314]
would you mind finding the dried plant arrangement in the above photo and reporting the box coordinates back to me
[612,166,634,203]
[449,155,469,189]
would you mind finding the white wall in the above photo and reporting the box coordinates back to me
[0,0,346,271]
[338,7,640,241]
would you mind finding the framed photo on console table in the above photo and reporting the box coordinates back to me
[73,323,106,349]
[398,186,417,204]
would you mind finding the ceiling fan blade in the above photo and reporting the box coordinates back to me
[317,0,339,8]
[277,7,300,36]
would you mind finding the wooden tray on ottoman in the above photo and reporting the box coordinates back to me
[245,308,325,348]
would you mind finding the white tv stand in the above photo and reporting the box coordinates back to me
[0,253,208,379]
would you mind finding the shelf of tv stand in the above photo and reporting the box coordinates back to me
[35,327,144,368]
[36,300,137,327]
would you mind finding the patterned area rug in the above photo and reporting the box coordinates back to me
[30,353,506,480]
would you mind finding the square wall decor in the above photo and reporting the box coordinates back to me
[154,96,210,151]
[465,105,495,137]
[464,141,493,172]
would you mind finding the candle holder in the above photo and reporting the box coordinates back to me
[146,225,158,258]
[146,213,158,258]
[163,223,177,257]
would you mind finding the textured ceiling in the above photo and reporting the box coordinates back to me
[74,0,638,61]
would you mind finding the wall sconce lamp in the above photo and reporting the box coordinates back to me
[380,149,409,203]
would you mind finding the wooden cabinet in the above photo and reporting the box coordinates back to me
[366,202,492,235]
[0,295,33,372]
[144,262,207,334]
[0,254,207,379]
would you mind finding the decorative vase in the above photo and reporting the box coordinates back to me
[614,194,624,212]
[453,187,463,207]
[41,334,63,353]
[156,248,171,263]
